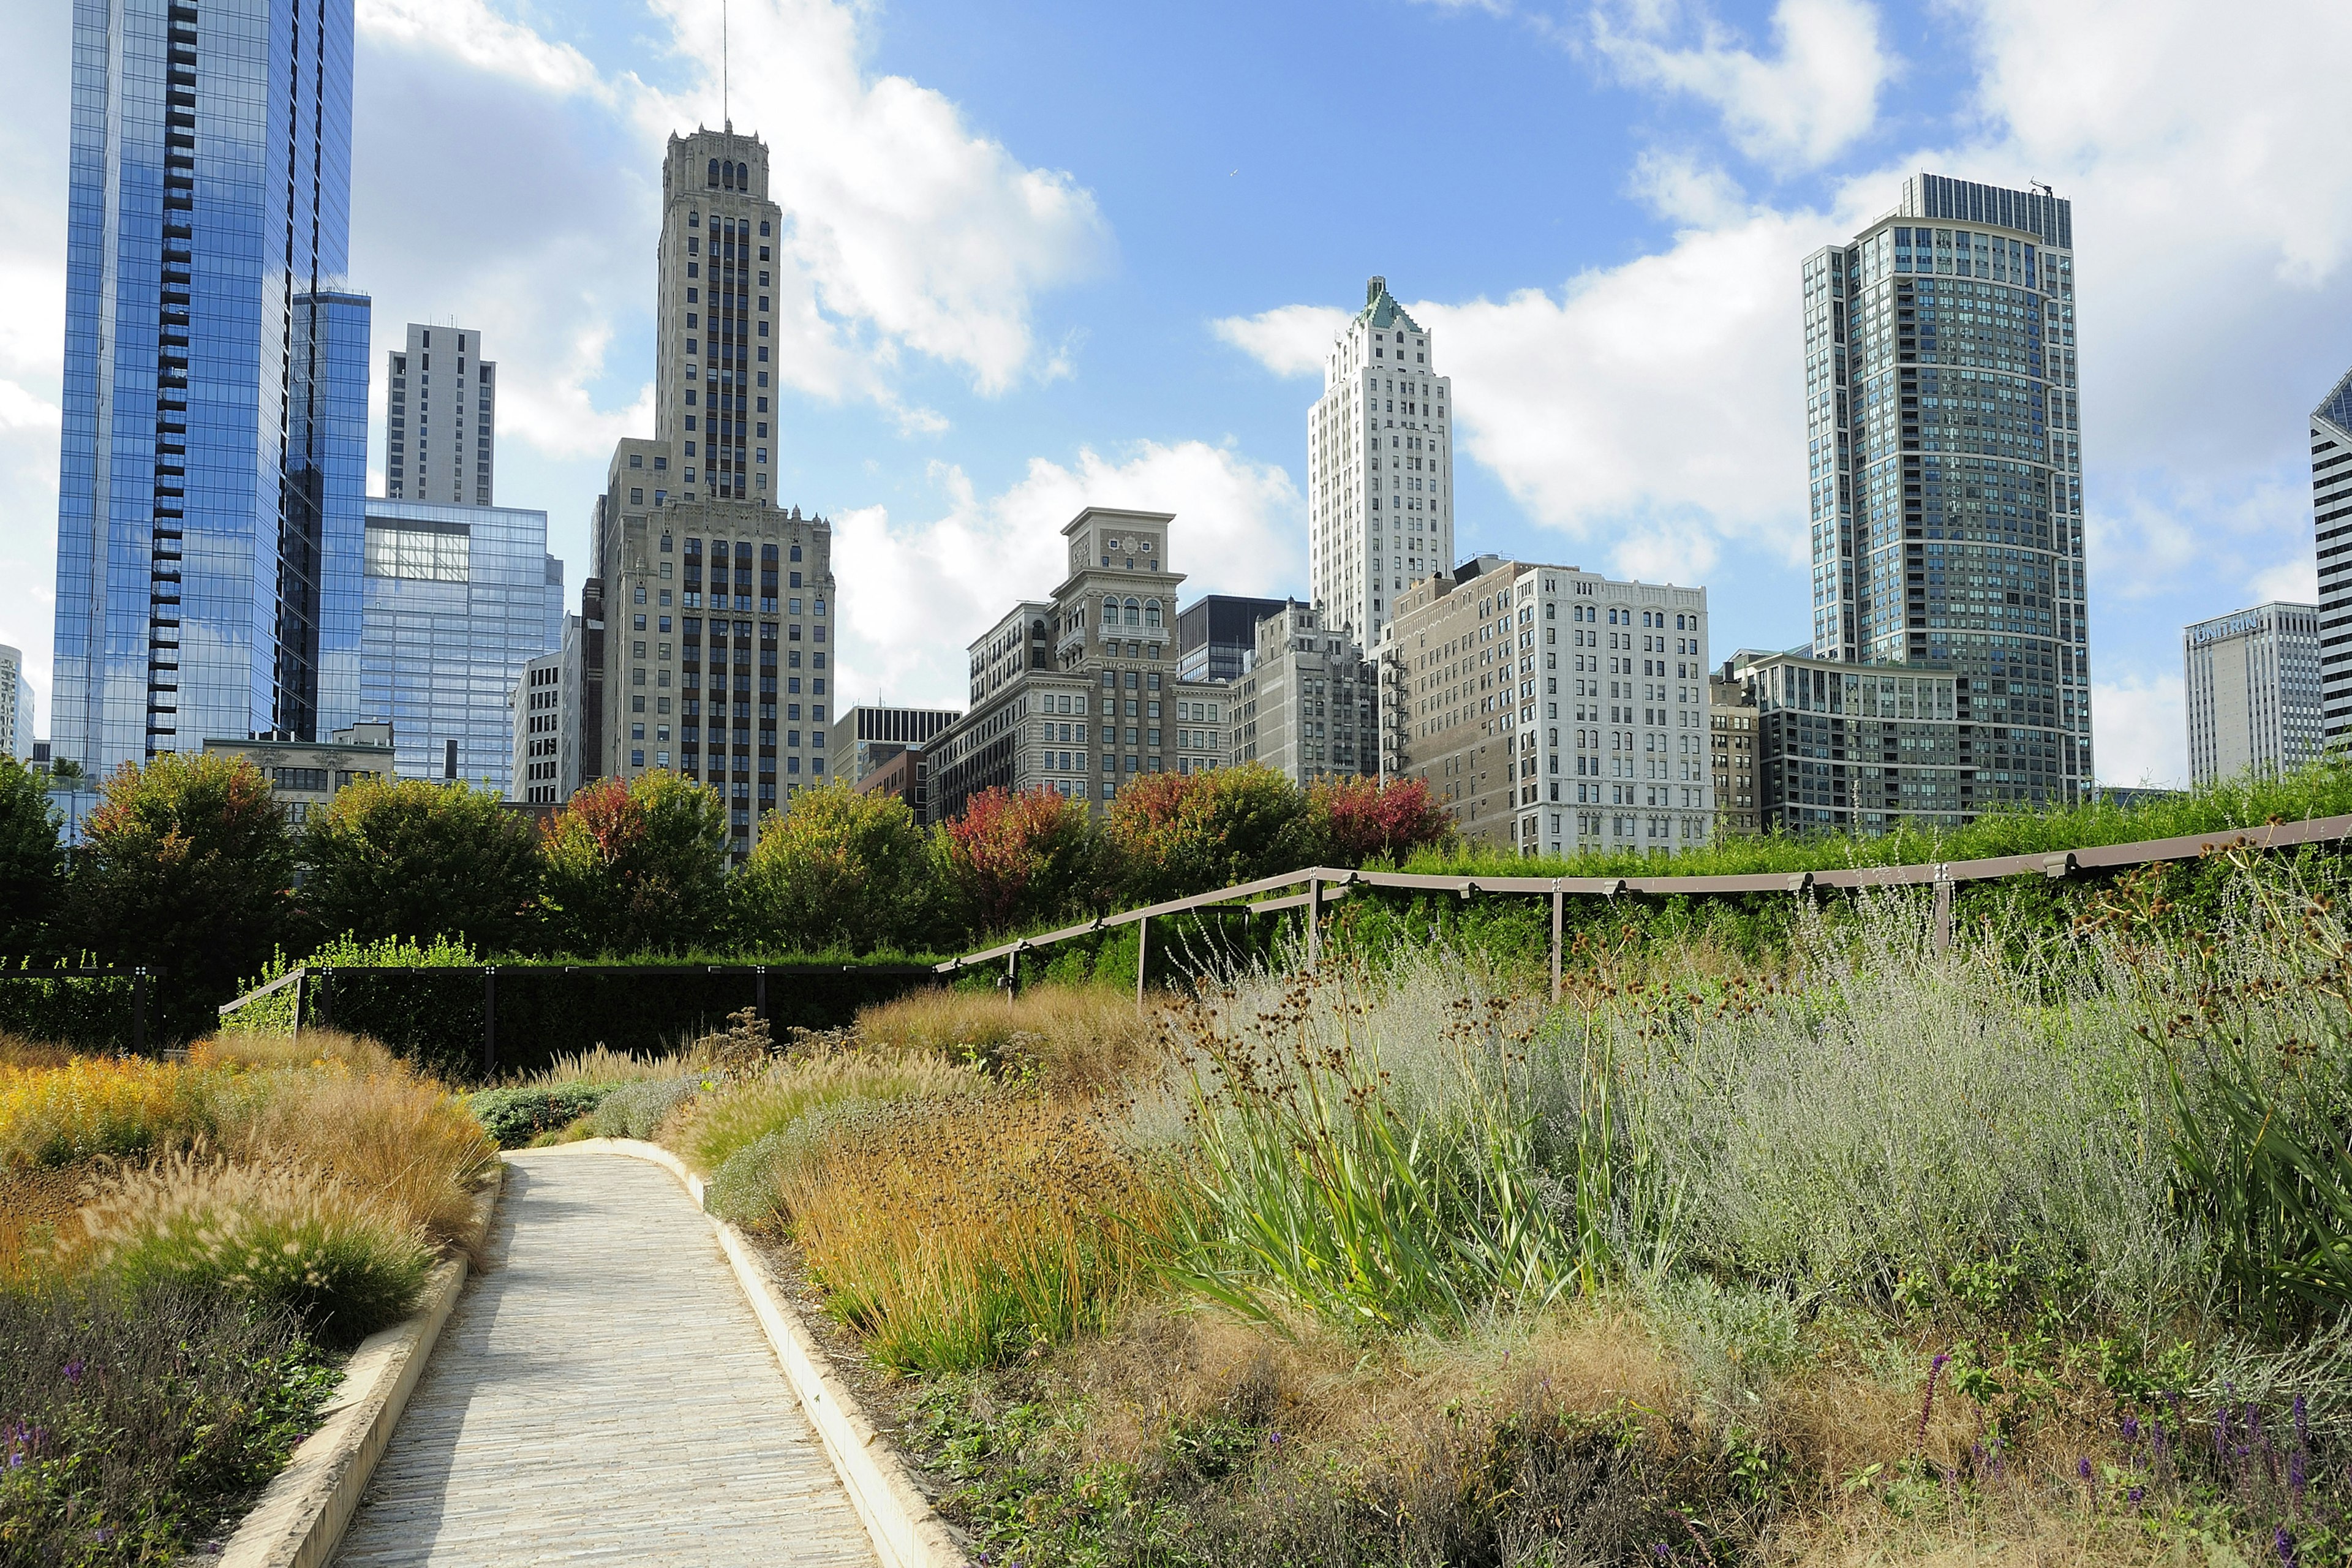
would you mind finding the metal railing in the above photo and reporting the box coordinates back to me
[935,812,2352,1003]
[0,967,162,1053]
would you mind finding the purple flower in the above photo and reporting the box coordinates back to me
[2275,1526,2297,1566]
[2127,1485,2145,1506]
[2078,1456,2094,1482]
[1265,1430,1283,1449]
[2291,1449,2309,1502]
[2120,1414,2141,1442]
[61,1358,84,1385]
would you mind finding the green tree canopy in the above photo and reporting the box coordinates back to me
[734,780,932,954]
[0,757,65,959]
[1104,764,1321,906]
[64,753,294,1036]
[298,776,543,952]
[537,771,729,956]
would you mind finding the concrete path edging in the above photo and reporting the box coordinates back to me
[216,1163,506,1568]
[554,1136,970,1568]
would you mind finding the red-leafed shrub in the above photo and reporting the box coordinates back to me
[1310,774,1455,867]
[937,786,1097,937]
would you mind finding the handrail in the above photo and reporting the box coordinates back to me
[935,811,2352,995]
[217,965,306,1017]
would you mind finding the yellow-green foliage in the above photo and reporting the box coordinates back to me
[855,984,1169,1096]
[777,1096,1174,1372]
[666,1048,989,1176]
[0,1056,217,1167]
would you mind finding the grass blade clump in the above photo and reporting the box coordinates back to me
[0,1057,217,1167]
[58,1151,434,1346]
[587,1075,706,1140]
[668,1048,989,1175]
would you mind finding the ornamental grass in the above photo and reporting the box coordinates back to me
[0,1055,216,1169]
[854,984,1170,1096]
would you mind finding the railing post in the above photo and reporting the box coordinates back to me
[1306,877,1322,972]
[290,965,303,1046]
[1136,916,1148,1009]
[131,967,147,1057]
[1005,944,1019,1003]
[1932,870,1954,954]
[482,965,498,1078]
[1550,884,1564,1006]
[317,967,333,1031]
[755,964,768,1024]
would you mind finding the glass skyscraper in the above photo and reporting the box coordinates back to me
[51,0,369,778]
[1801,173,2092,809]
[361,499,565,794]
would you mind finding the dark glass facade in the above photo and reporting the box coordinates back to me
[51,0,367,777]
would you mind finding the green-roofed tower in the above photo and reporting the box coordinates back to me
[1306,276,1455,649]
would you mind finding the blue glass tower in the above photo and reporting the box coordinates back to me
[51,0,369,777]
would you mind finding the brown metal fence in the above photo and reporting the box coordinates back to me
[935,812,2352,1004]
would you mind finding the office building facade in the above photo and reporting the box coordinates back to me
[1176,594,1288,685]
[831,704,960,787]
[385,324,496,505]
[1229,603,1371,783]
[929,508,1226,825]
[1708,671,1760,837]
[203,722,393,827]
[1385,557,1711,856]
[1308,277,1453,649]
[579,127,842,861]
[1802,172,2090,807]
[510,615,583,805]
[1728,650,1967,834]
[52,0,369,778]
[1,646,28,761]
[360,498,563,793]
[2313,367,2352,739]
[2184,602,2323,786]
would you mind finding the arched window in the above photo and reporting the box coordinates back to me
[1101,597,1117,627]
[707,159,720,186]
[1123,598,1140,627]
[1144,599,1162,630]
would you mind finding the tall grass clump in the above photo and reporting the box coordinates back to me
[586,1074,707,1140]
[668,1048,990,1177]
[778,1096,1174,1372]
[857,984,1169,1095]
[55,1150,434,1346]
[0,1055,217,1167]
[187,1026,403,1076]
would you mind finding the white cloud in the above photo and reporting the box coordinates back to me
[637,0,1110,400]
[1211,305,1351,379]
[832,440,1302,709]
[1591,0,1898,168]
[355,0,604,99]
[2092,673,2184,790]
[1625,148,1751,226]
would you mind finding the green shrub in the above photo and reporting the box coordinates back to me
[468,1082,617,1148]
[64,1153,434,1346]
[587,1075,704,1140]
[0,1281,336,1565]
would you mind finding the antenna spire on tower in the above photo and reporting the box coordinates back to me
[722,0,731,132]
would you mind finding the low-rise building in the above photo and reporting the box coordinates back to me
[1383,556,1712,857]
[203,722,396,827]
[853,743,937,819]
[1229,602,1376,783]
[1709,669,1761,837]
[1730,650,1968,834]
[831,705,961,788]
[1176,594,1289,685]
[929,507,1227,824]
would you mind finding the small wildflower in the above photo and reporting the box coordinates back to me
[61,1357,85,1385]
[2126,1485,2145,1506]
[2275,1526,2297,1566]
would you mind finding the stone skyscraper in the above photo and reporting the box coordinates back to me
[2310,365,2352,740]
[1801,173,2091,807]
[584,127,840,859]
[51,0,370,776]
[384,324,497,505]
[1307,277,1454,650]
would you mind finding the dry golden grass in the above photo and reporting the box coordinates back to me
[0,1055,216,1168]
[519,1043,687,1086]
[216,1068,497,1258]
[0,1161,93,1281]
[187,1027,404,1076]
[663,1046,989,1175]
[0,1031,75,1070]
[855,984,1172,1095]
[780,1095,1174,1370]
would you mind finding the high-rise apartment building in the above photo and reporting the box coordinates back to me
[1308,277,1453,650]
[51,0,369,778]
[928,508,1227,825]
[1385,556,1711,857]
[2312,366,2352,739]
[0,645,29,761]
[384,325,496,505]
[510,616,582,806]
[581,126,842,861]
[1802,173,2090,807]
[2184,603,2322,786]
[360,498,564,792]
[1229,604,1376,783]
[1708,670,1759,837]
[1726,650,1967,833]
[1176,595,1289,685]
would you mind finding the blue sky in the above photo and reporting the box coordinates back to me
[4,0,2350,785]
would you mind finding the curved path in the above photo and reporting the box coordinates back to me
[335,1149,876,1566]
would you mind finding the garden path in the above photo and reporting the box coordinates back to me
[334,1148,877,1567]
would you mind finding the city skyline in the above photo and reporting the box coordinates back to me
[4,1,2350,790]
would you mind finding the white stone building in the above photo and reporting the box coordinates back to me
[2184,602,2323,786]
[1308,277,1453,652]
[384,324,497,506]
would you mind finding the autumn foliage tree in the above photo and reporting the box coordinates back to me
[935,786,1095,937]
[64,753,294,1036]
[298,777,543,952]
[735,781,933,954]
[1308,774,1454,867]
[1102,764,1322,905]
[537,771,729,956]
